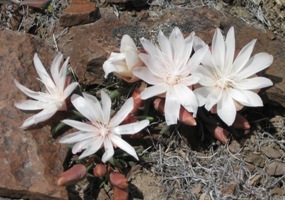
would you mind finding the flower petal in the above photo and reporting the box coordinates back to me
[63,82,78,99]
[236,77,273,90]
[59,131,96,144]
[79,137,104,159]
[133,67,163,85]
[20,107,57,129]
[217,92,236,126]
[174,84,198,115]
[110,134,138,160]
[224,27,235,70]
[158,30,172,60]
[194,87,212,106]
[14,99,46,110]
[14,79,46,101]
[113,119,149,135]
[102,139,114,163]
[109,98,133,127]
[62,119,97,132]
[50,53,63,88]
[204,88,222,111]
[232,39,256,73]
[164,88,180,125]
[212,28,225,71]
[103,53,126,78]
[101,91,111,123]
[33,53,55,89]
[238,52,273,79]
[228,88,263,107]
[140,85,167,100]
[58,57,70,91]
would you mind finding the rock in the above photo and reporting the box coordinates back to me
[221,183,237,195]
[244,152,266,167]
[260,145,283,159]
[266,161,285,176]
[229,140,241,153]
[0,30,67,199]
[59,0,100,27]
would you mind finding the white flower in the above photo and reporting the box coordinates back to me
[193,27,273,126]
[103,34,143,82]
[59,92,149,162]
[14,53,78,129]
[133,27,208,125]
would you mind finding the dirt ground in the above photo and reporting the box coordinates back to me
[1,0,285,199]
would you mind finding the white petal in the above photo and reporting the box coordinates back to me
[62,119,97,132]
[217,92,236,126]
[78,137,104,159]
[236,77,273,90]
[59,131,95,144]
[204,88,222,111]
[102,139,114,163]
[50,53,63,88]
[20,107,57,129]
[33,53,55,89]
[140,85,167,100]
[224,27,235,69]
[140,38,160,59]
[139,53,163,77]
[125,49,139,70]
[120,35,137,53]
[63,82,78,99]
[72,93,103,123]
[180,75,201,86]
[169,27,185,63]
[238,53,273,79]
[174,84,198,115]
[233,39,256,73]
[14,79,46,101]
[228,89,263,107]
[133,67,163,85]
[103,53,126,78]
[113,119,149,135]
[186,45,209,74]
[194,87,212,106]
[164,88,180,125]
[158,30,172,60]
[14,99,46,110]
[109,98,133,127]
[58,57,70,91]
[110,134,138,160]
[101,91,111,123]
[212,28,225,71]
[193,35,206,51]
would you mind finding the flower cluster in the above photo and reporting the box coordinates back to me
[14,26,273,183]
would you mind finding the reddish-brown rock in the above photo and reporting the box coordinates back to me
[59,0,100,27]
[0,30,67,199]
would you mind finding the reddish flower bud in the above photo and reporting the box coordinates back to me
[93,164,107,178]
[207,125,229,144]
[109,172,128,190]
[57,164,86,186]
[232,113,250,130]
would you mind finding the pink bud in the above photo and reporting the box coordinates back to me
[93,164,107,178]
[57,164,86,186]
[207,125,229,144]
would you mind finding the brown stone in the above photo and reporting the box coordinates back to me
[260,145,283,159]
[244,152,266,167]
[0,30,67,199]
[266,161,285,176]
[59,0,100,27]
[229,140,241,153]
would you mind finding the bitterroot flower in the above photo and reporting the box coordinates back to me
[193,27,273,126]
[14,53,78,129]
[133,27,208,125]
[103,34,143,82]
[59,91,149,162]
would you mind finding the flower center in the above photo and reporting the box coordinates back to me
[165,75,180,86]
[97,123,111,137]
[215,75,235,90]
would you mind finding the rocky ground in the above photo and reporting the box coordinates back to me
[0,0,285,199]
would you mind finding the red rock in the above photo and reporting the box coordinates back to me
[59,0,100,27]
[0,30,67,199]
[266,161,285,176]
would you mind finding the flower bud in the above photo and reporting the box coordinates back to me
[57,164,86,186]
[109,172,128,190]
[93,164,107,178]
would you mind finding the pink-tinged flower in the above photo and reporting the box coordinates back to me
[14,53,78,129]
[103,35,144,83]
[193,27,273,126]
[133,27,208,125]
[59,91,149,162]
